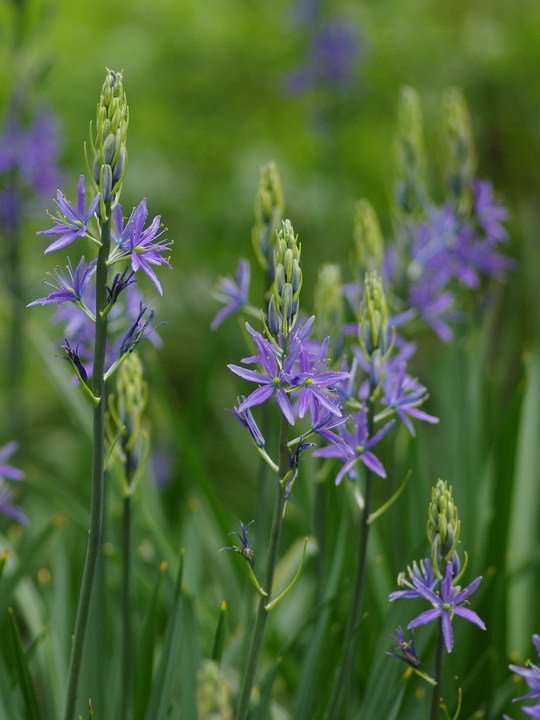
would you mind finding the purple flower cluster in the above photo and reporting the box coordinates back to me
[0,442,27,525]
[0,110,61,225]
[389,559,485,653]
[30,176,170,382]
[505,635,540,720]
[404,180,513,341]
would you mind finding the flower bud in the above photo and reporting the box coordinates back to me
[441,87,476,215]
[271,220,302,337]
[100,164,112,203]
[358,271,389,359]
[252,161,285,272]
[353,199,384,277]
[196,660,233,720]
[394,86,427,220]
[427,479,461,578]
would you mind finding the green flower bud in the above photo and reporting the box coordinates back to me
[353,199,384,277]
[196,660,233,720]
[252,161,285,272]
[314,264,344,355]
[441,87,476,215]
[427,479,461,578]
[358,271,389,358]
[272,220,302,337]
[89,69,129,209]
[394,86,427,220]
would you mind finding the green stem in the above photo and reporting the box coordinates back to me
[324,397,375,720]
[121,492,132,720]
[429,624,444,720]
[63,201,111,720]
[235,412,289,720]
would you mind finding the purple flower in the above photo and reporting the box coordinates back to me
[288,337,349,420]
[220,520,255,566]
[58,339,88,382]
[0,442,24,483]
[38,175,100,253]
[211,259,250,329]
[405,561,485,652]
[508,634,540,707]
[380,361,439,436]
[0,488,28,525]
[389,558,438,601]
[386,627,422,668]
[473,178,509,243]
[28,257,97,307]
[113,199,171,295]
[228,330,299,425]
[313,406,395,483]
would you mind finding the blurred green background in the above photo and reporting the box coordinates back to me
[1,0,540,717]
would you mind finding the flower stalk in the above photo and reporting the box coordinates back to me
[63,201,111,720]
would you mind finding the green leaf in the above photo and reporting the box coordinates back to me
[134,560,167,720]
[211,601,227,665]
[143,550,184,720]
[8,608,43,720]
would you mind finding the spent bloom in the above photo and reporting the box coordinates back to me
[38,175,100,253]
[386,626,421,668]
[220,520,255,567]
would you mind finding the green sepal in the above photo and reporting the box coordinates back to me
[8,608,43,720]
[368,470,412,525]
[265,537,307,612]
[211,601,227,665]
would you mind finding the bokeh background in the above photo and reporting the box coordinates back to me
[1,0,540,718]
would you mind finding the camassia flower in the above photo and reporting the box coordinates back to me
[38,175,100,253]
[505,634,540,720]
[228,330,300,425]
[111,199,172,295]
[0,442,27,525]
[379,361,439,436]
[313,406,395,483]
[28,257,96,307]
[403,560,485,652]
[220,520,255,566]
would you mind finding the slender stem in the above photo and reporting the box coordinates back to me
[121,493,132,720]
[429,624,444,720]
[324,397,375,720]
[63,201,111,720]
[235,412,289,720]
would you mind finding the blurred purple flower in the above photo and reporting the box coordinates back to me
[508,634,540,709]
[211,258,250,329]
[386,627,422,668]
[473,178,509,243]
[380,361,439,436]
[0,442,24,483]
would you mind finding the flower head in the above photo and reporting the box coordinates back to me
[405,561,485,652]
[38,175,100,253]
[386,627,421,668]
[508,634,540,707]
[28,257,97,307]
[380,361,439,436]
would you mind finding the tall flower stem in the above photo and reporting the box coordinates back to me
[324,396,375,720]
[235,411,289,720]
[121,490,132,720]
[429,624,444,720]
[63,202,111,720]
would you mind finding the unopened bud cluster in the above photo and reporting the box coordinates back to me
[394,86,427,218]
[196,660,233,720]
[441,87,476,214]
[358,271,389,359]
[314,264,344,356]
[252,162,285,274]
[88,69,128,211]
[427,479,460,577]
[268,220,302,337]
[353,199,384,276]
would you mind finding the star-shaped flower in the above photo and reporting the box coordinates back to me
[28,257,96,307]
[211,259,250,329]
[38,175,100,253]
